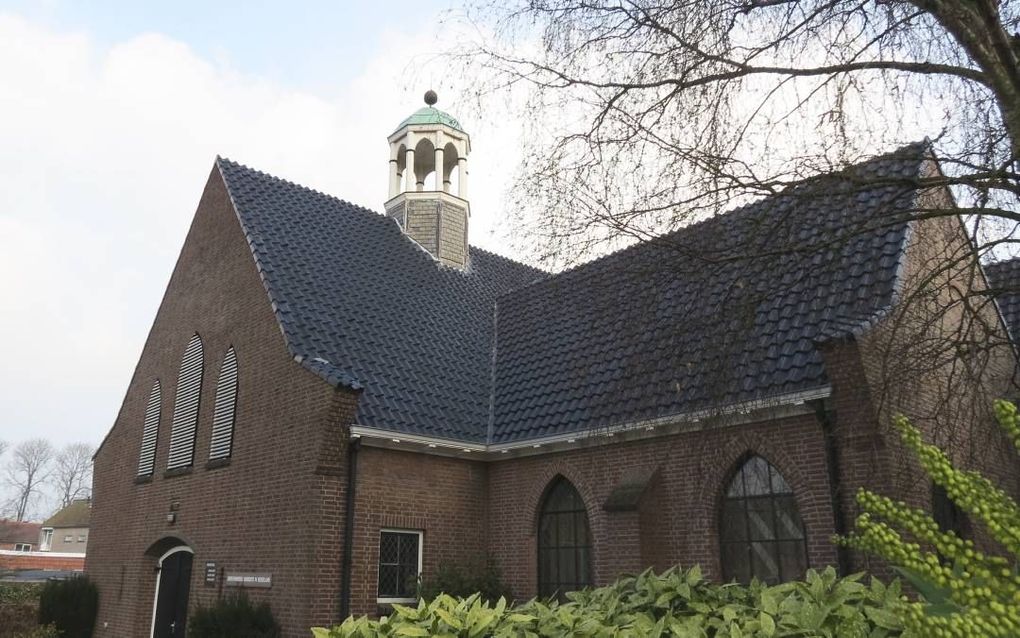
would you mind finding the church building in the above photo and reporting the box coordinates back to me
[87,94,1020,637]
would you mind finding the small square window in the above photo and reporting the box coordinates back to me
[377,530,422,603]
[78,535,86,543]
[63,535,73,543]
[14,543,31,552]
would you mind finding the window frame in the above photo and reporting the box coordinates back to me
[40,528,53,551]
[14,543,32,552]
[719,455,809,585]
[63,535,73,543]
[536,477,593,600]
[376,528,423,604]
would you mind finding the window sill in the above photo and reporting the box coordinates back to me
[163,466,193,478]
[377,598,418,605]
[134,475,153,485]
[205,458,231,470]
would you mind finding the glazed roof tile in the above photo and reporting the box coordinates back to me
[218,144,929,444]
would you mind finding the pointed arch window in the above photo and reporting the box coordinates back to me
[720,455,808,584]
[537,477,592,599]
[137,380,162,477]
[167,334,204,470]
[208,347,238,461]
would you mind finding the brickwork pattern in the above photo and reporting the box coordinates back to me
[87,166,358,638]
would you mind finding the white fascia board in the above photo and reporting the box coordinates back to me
[350,386,832,460]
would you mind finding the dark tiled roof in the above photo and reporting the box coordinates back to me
[0,520,41,545]
[217,144,928,445]
[985,257,1020,342]
[489,145,927,442]
[42,500,91,528]
[217,159,543,442]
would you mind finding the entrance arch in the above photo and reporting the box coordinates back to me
[149,544,194,638]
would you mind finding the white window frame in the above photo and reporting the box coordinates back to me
[63,535,73,543]
[40,528,53,551]
[78,534,87,543]
[14,543,31,552]
[376,528,423,604]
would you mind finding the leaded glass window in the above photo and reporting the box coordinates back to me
[720,455,808,584]
[377,530,421,602]
[538,477,592,599]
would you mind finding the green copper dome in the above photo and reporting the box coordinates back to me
[394,106,465,134]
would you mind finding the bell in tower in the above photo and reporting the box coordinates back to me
[386,90,471,269]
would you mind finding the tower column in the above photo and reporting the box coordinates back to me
[458,157,468,200]
[434,146,445,193]
[388,159,400,198]
[404,148,415,193]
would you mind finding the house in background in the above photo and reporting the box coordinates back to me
[40,499,91,552]
[0,520,41,552]
[87,94,1020,638]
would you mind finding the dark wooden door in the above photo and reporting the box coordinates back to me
[153,550,193,638]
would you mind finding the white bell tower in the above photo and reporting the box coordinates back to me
[385,91,472,269]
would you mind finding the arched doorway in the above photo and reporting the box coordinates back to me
[150,546,194,638]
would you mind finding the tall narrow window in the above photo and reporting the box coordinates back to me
[537,477,592,599]
[137,380,162,477]
[933,484,969,537]
[208,347,238,461]
[720,455,808,584]
[167,334,204,470]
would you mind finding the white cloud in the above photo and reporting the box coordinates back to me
[0,12,524,471]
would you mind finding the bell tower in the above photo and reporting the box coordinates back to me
[386,91,471,269]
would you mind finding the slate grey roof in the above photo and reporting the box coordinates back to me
[490,145,926,442]
[984,257,1020,342]
[218,159,543,442]
[217,143,929,445]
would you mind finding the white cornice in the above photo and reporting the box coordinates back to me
[350,386,832,460]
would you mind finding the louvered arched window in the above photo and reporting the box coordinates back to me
[166,334,204,470]
[208,347,238,461]
[137,380,162,477]
[720,455,808,584]
[537,477,592,599]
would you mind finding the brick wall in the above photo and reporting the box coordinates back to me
[486,410,842,601]
[87,165,357,638]
[346,446,488,616]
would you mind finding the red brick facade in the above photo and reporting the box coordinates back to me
[88,168,1020,637]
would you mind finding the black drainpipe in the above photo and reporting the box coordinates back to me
[810,399,851,575]
[339,437,361,620]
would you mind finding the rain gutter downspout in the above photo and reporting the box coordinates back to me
[339,436,361,620]
[810,398,851,575]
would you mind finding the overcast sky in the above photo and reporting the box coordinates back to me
[0,2,526,465]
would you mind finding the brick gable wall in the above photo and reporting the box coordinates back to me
[87,166,356,638]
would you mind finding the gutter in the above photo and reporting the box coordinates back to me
[350,386,832,460]
[810,399,851,575]
[338,437,361,620]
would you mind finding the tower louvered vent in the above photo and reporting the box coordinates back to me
[208,347,238,461]
[167,334,204,470]
[137,380,162,476]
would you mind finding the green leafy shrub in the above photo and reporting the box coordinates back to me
[839,400,1020,637]
[189,593,281,638]
[0,583,43,638]
[38,576,98,638]
[417,557,512,604]
[314,565,907,637]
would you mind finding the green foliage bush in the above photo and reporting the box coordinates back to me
[37,576,98,638]
[314,565,907,637]
[417,557,512,604]
[839,400,1020,637]
[189,593,281,638]
[0,583,43,638]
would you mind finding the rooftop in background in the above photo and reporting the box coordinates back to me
[42,499,91,529]
[0,520,41,545]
